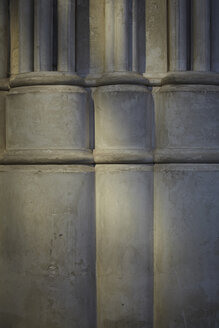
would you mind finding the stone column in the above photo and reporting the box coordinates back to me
[192,0,210,71]
[211,0,219,72]
[0,2,96,327]
[0,1,8,174]
[153,74,219,328]
[95,3,154,325]
[0,91,6,154]
[168,0,188,71]
[145,0,168,81]
[57,0,75,72]
[34,0,53,71]
[10,0,34,74]
[105,0,115,72]
[0,0,9,79]
[104,0,145,78]
[132,0,138,72]
[0,1,218,327]
[114,0,129,72]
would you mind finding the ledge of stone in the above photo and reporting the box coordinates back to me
[0,164,95,173]
[1,148,219,164]
[95,164,154,172]
[7,71,219,88]
[143,72,166,86]
[10,72,84,87]
[154,148,219,163]
[154,163,219,171]
[0,149,94,164]
[94,149,153,164]
[85,72,149,87]
[85,71,149,86]
[162,71,219,85]
[9,71,149,88]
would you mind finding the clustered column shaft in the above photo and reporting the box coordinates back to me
[57,0,76,72]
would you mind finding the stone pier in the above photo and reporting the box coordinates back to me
[0,1,218,327]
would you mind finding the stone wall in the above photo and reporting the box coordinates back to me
[0,1,218,327]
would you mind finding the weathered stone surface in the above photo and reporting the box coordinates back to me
[6,85,90,151]
[0,1,218,327]
[0,91,6,151]
[145,0,167,74]
[168,0,188,71]
[154,85,219,162]
[0,165,96,328]
[57,0,76,73]
[192,0,210,71]
[94,84,153,163]
[154,164,219,328]
[34,0,53,71]
[0,0,8,78]
[211,0,219,72]
[10,0,34,74]
[96,164,153,328]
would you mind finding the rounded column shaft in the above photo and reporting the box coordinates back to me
[0,0,9,78]
[145,0,168,74]
[168,0,188,71]
[114,0,129,71]
[132,0,138,72]
[105,0,115,72]
[211,0,219,72]
[34,0,53,71]
[57,0,75,72]
[192,0,210,71]
[10,0,34,74]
